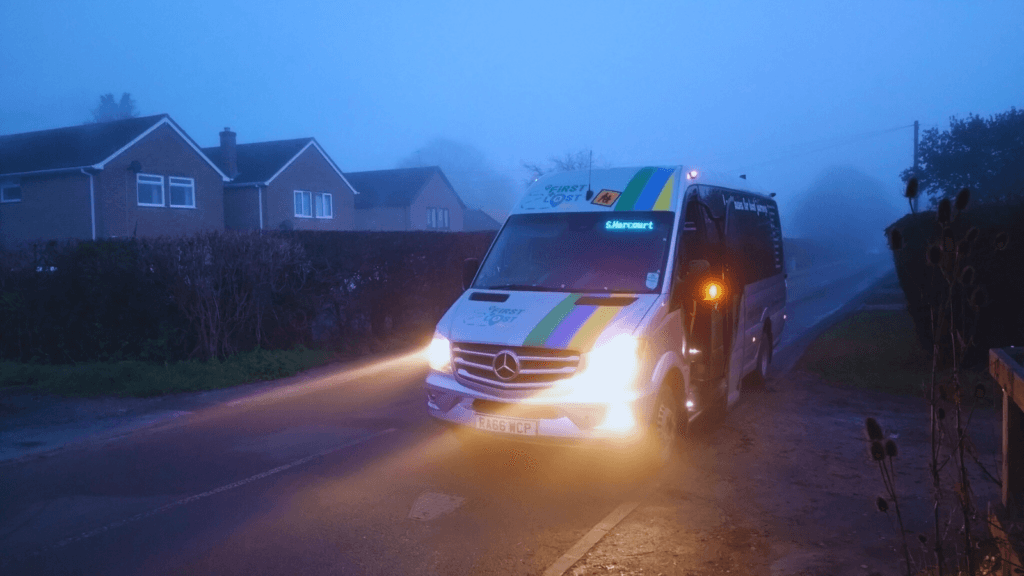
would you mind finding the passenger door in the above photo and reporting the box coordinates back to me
[679,195,727,384]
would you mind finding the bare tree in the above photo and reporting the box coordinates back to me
[89,92,139,123]
[521,149,605,186]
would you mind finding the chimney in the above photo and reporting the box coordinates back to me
[219,127,238,179]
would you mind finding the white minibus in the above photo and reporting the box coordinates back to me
[424,166,787,464]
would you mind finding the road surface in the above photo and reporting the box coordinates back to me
[0,256,904,575]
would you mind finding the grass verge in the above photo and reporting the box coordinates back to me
[0,346,334,398]
[796,309,991,396]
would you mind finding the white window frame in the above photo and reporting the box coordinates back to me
[168,176,196,208]
[315,192,333,218]
[294,190,312,218]
[427,207,449,230]
[0,182,22,203]
[137,174,164,207]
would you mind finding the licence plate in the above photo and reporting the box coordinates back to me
[474,414,538,436]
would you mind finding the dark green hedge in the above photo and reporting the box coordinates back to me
[0,231,495,364]
[887,202,1024,366]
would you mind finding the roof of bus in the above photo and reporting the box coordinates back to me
[511,166,773,216]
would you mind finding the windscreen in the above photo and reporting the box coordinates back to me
[473,211,675,294]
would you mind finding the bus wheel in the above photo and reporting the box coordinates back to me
[646,385,681,467]
[752,328,772,386]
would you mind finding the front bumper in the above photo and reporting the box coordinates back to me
[425,371,656,444]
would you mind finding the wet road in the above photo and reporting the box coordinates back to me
[0,256,893,575]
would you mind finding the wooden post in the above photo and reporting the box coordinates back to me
[990,348,1024,574]
[1005,389,1024,508]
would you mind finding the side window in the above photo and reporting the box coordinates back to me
[680,199,704,263]
[679,197,722,270]
[726,192,778,282]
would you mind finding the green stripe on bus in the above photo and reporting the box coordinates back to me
[522,293,582,347]
[615,167,656,211]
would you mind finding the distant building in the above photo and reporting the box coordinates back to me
[0,115,229,247]
[203,129,358,231]
[346,166,466,231]
[463,208,502,231]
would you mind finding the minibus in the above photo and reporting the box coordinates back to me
[424,166,786,464]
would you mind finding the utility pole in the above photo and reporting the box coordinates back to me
[913,120,920,213]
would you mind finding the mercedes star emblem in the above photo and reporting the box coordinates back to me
[492,350,520,381]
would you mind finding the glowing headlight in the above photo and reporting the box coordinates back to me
[426,333,452,373]
[567,334,644,402]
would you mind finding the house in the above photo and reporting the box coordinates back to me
[0,114,229,247]
[345,166,466,231]
[203,130,357,231]
[463,208,502,231]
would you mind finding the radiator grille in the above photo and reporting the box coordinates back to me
[452,342,581,392]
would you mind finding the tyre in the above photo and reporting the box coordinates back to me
[751,328,772,387]
[645,384,682,467]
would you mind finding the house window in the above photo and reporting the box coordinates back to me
[0,183,21,203]
[137,174,164,206]
[294,190,312,217]
[427,207,450,230]
[315,193,333,218]
[169,177,195,208]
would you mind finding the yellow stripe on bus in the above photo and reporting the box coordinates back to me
[652,175,675,211]
[567,305,621,351]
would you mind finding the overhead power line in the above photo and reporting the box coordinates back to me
[710,123,918,174]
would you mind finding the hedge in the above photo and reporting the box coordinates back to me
[0,230,495,364]
[887,201,1024,366]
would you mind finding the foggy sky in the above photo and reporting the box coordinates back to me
[2,0,1022,225]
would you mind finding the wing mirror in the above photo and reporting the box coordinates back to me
[462,258,480,290]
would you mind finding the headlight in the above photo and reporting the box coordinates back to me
[426,333,452,373]
[565,334,644,402]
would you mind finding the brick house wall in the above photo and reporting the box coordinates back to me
[0,171,92,248]
[409,172,465,231]
[92,124,225,238]
[264,146,356,231]
[352,206,409,231]
[224,186,261,230]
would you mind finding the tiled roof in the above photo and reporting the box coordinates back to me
[202,138,312,184]
[346,166,463,209]
[0,115,168,176]
[463,208,502,231]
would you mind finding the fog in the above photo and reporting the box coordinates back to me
[787,166,904,253]
[2,0,1022,230]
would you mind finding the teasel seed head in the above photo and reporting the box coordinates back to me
[871,441,886,461]
[960,266,976,287]
[865,417,884,441]
[885,439,898,458]
[970,285,989,309]
[904,178,919,200]
[876,497,889,512]
[995,231,1010,251]
[955,187,970,212]
[937,198,952,224]
[888,228,903,251]
[926,243,942,266]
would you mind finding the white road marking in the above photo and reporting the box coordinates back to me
[542,500,641,576]
[33,428,398,555]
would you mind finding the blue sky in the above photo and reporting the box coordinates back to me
[2,0,1022,221]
